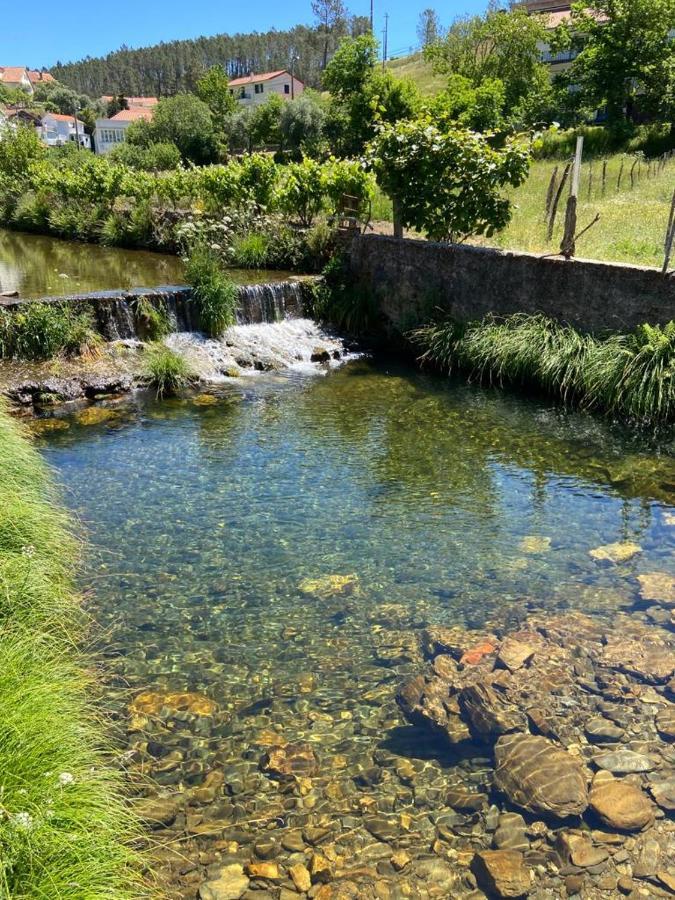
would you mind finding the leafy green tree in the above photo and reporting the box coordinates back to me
[556,0,675,130]
[430,74,506,132]
[196,65,237,122]
[425,4,549,113]
[368,118,530,242]
[250,95,284,149]
[323,34,420,155]
[0,126,46,180]
[143,94,218,164]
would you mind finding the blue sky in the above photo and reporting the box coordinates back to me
[1,0,485,69]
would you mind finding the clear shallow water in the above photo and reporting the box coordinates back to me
[37,358,675,892]
[0,229,291,297]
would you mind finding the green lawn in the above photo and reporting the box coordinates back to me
[371,152,675,269]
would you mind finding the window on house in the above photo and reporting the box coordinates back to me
[284,83,290,94]
[254,83,264,94]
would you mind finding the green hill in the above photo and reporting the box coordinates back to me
[386,52,446,97]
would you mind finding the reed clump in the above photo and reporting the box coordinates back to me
[414,314,675,427]
[185,247,239,338]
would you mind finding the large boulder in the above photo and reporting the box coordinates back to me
[494,734,589,819]
[589,779,654,831]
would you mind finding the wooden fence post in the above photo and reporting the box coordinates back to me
[560,136,583,258]
[545,165,559,220]
[662,189,675,275]
[547,159,572,242]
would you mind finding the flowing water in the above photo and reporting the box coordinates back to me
[0,229,292,298]
[35,353,675,895]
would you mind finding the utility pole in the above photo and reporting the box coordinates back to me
[290,53,298,100]
[370,0,374,33]
[73,101,81,151]
[382,13,389,70]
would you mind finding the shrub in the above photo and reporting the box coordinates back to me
[109,140,181,171]
[143,343,195,396]
[230,232,271,268]
[185,246,238,336]
[0,125,46,180]
[277,158,326,226]
[0,303,100,360]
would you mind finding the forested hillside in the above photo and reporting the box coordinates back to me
[52,18,369,96]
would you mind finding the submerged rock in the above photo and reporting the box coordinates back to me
[471,849,531,898]
[261,742,319,779]
[589,779,654,831]
[589,541,641,563]
[298,573,359,600]
[637,572,675,606]
[494,734,589,819]
[198,864,249,900]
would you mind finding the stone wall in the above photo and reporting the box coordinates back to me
[350,235,675,335]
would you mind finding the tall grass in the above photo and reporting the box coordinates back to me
[185,246,238,337]
[143,343,195,397]
[415,314,675,427]
[0,407,143,898]
[0,304,101,361]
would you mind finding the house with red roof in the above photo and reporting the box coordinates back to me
[0,67,55,95]
[228,69,304,107]
[94,106,154,154]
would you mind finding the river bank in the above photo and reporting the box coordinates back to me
[0,405,142,897]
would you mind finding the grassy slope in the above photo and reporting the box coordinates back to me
[478,154,674,268]
[386,52,447,97]
[372,152,674,269]
[0,408,142,898]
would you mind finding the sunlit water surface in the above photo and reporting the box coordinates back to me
[37,358,675,889]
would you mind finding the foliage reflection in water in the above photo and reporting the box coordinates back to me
[37,359,675,895]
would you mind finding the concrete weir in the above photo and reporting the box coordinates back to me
[0,280,315,340]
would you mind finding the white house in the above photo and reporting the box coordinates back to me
[94,107,153,155]
[228,69,304,107]
[39,112,91,150]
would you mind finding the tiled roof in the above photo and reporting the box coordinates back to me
[228,69,300,87]
[28,70,55,84]
[0,67,30,84]
[110,107,154,122]
[42,112,86,125]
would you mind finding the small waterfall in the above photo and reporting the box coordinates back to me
[95,296,137,341]
[235,281,306,324]
[166,319,357,381]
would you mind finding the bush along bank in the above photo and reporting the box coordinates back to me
[0,406,142,897]
[0,131,372,272]
[414,314,675,428]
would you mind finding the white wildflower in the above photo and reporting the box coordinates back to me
[58,772,75,786]
[21,545,35,558]
[12,811,33,830]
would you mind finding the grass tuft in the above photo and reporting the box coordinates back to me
[0,304,101,361]
[144,342,195,397]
